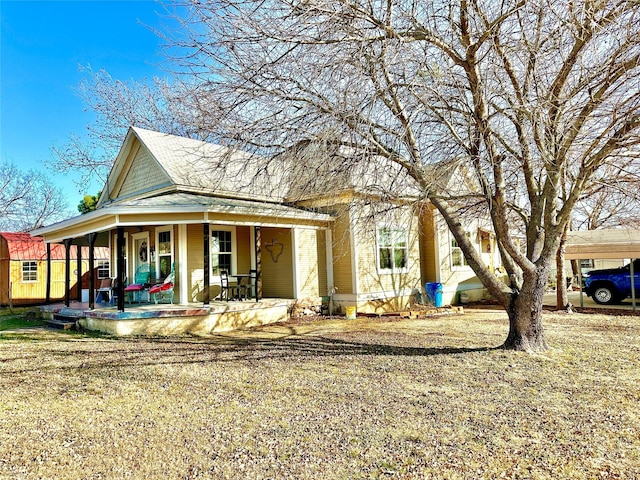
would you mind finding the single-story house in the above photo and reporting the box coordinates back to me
[0,232,109,306]
[31,127,497,334]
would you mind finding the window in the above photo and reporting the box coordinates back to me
[377,226,408,272]
[97,260,110,279]
[157,229,173,278]
[580,259,594,269]
[451,233,470,267]
[22,261,38,282]
[212,229,233,276]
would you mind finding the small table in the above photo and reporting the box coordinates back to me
[229,274,249,300]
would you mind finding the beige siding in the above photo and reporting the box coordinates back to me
[435,212,489,305]
[261,227,293,298]
[419,205,438,283]
[354,204,422,296]
[118,145,171,198]
[317,230,328,297]
[236,226,252,274]
[331,212,353,294]
[295,228,327,298]
[184,224,254,302]
[186,224,206,302]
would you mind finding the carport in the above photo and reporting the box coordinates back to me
[566,229,639,311]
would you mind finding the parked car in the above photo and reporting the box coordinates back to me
[583,259,640,305]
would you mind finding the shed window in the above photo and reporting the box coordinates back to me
[22,261,38,282]
[97,260,110,279]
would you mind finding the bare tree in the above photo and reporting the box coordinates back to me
[49,66,204,190]
[555,158,640,310]
[160,0,640,351]
[573,160,640,230]
[0,162,70,232]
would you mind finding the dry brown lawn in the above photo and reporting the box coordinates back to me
[0,308,638,479]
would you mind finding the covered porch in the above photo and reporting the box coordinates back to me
[33,194,334,334]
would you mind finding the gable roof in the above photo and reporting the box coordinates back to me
[0,232,109,261]
[99,127,287,207]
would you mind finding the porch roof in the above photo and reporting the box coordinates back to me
[32,192,334,243]
[566,229,640,260]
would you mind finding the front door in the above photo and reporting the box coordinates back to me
[131,232,150,283]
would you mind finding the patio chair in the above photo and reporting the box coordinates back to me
[95,277,114,303]
[149,271,175,304]
[124,264,153,303]
[110,276,126,305]
[244,269,257,300]
[218,270,242,301]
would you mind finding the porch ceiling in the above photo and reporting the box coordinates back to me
[32,192,334,243]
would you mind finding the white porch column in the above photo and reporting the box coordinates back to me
[291,228,300,299]
[325,227,334,295]
[178,224,188,304]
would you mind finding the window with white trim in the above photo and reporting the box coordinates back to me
[211,228,235,277]
[451,233,470,268]
[377,226,408,272]
[157,228,173,279]
[22,261,38,282]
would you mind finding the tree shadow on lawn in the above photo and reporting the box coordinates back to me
[0,330,499,375]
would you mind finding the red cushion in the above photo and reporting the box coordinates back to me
[124,284,144,291]
[149,283,173,294]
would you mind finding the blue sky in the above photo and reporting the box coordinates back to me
[1,0,167,208]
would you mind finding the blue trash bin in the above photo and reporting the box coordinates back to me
[425,282,444,307]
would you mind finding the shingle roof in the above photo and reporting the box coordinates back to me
[132,127,288,201]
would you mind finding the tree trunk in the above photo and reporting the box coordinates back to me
[502,268,549,352]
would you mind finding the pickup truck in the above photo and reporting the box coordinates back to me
[583,259,640,305]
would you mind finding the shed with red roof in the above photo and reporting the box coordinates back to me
[0,232,109,306]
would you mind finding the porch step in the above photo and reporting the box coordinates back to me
[45,314,77,331]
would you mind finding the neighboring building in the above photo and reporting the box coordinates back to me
[0,232,110,306]
[31,127,497,325]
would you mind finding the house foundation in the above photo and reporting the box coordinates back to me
[39,300,289,336]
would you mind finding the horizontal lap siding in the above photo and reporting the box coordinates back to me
[236,226,251,274]
[261,227,293,298]
[296,229,326,298]
[186,225,251,303]
[355,207,422,296]
[6,261,83,305]
[420,207,437,283]
[186,224,206,302]
[331,212,353,295]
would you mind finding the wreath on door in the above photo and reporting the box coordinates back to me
[139,241,148,262]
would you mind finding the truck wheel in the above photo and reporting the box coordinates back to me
[592,285,618,305]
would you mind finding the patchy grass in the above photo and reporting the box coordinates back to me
[0,308,44,332]
[0,309,638,479]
